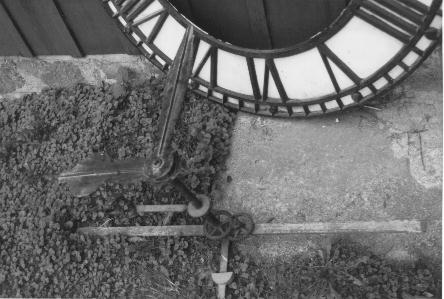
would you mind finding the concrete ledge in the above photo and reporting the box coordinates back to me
[0,54,160,99]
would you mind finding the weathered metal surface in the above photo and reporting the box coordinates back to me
[0,0,139,57]
[58,154,147,197]
[136,204,188,213]
[155,27,196,161]
[78,224,205,237]
[78,220,426,237]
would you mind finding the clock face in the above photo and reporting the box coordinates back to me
[105,0,442,117]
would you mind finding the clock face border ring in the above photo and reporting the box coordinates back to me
[158,0,362,58]
[104,0,442,118]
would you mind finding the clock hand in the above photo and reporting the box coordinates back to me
[58,27,197,197]
[152,26,196,178]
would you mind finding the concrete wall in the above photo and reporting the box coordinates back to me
[0,55,158,100]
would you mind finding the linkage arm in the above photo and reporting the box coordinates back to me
[148,27,212,218]
[152,26,197,177]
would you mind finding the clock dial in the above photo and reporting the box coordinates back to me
[104,0,442,117]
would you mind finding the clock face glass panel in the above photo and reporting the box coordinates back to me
[105,0,442,118]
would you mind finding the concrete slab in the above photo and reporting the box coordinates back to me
[0,54,159,99]
[214,50,442,263]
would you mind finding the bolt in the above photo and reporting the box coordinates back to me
[425,28,440,40]
[352,92,363,102]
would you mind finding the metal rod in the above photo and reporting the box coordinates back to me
[78,220,427,237]
[136,204,187,213]
[205,212,222,226]
[52,0,84,57]
[171,177,203,208]
[0,0,34,57]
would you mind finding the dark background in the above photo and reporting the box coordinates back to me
[0,0,348,56]
[169,0,349,49]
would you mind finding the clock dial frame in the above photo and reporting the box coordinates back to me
[104,0,442,117]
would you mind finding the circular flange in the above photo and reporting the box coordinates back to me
[104,0,442,118]
[187,194,211,218]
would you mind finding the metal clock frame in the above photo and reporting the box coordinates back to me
[104,0,442,118]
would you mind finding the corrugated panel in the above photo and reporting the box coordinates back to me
[55,0,140,55]
[3,0,82,56]
[0,0,350,56]
[0,0,139,57]
[0,1,33,56]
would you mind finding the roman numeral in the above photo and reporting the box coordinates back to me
[246,57,261,100]
[265,59,293,115]
[192,46,218,95]
[356,0,427,44]
[126,0,154,22]
[192,47,211,77]
[266,59,288,103]
[210,47,218,89]
[114,0,126,7]
[115,0,163,30]
[146,11,168,43]
[318,44,361,87]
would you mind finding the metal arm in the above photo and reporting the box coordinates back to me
[151,26,196,179]
[59,25,253,239]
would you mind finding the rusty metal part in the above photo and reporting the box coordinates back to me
[203,210,255,241]
[152,26,196,173]
[204,210,233,240]
[170,177,212,217]
[211,239,233,299]
[136,204,188,213]
[228,213,255,241]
